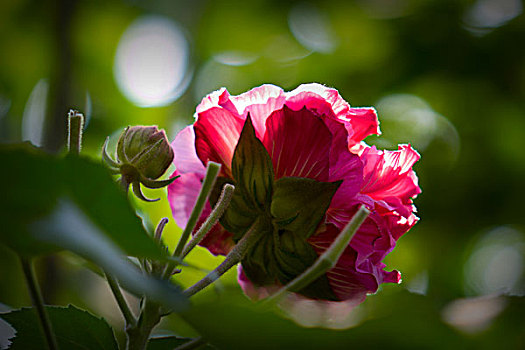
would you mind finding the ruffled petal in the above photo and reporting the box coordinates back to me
[228,84,286,138]
[262,106,332,181]
[196,85,286,140]
[196,87,237,115]
[308,224,378,301]
[285,83,380,147]
[359,144,421,217]
[325,117,364,209]
[194,107,244,177]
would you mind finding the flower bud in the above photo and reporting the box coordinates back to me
[117,126,174,180]
[102,125,177,202]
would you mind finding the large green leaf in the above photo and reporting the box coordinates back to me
[182,289,468,350]
[0,305,118,350]
[31,199,188,311]
[147,336,215,350]
[0,143,165,259]
[63,154,164,259]
[0,143,64,255]
[0,143,189,311]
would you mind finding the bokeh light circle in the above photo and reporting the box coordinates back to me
[114,15,190,107]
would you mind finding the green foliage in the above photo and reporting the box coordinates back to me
[183,289,525,350]
[0,305,118,350]
[147,337,214,350]
[0,142,165,259]
[0,143,189,312]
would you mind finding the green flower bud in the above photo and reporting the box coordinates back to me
[102,125,177,202]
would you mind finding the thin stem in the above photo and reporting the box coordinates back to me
[105,273,136,327]
[175,337,206,350]
[161,162,221,280]
[183,218,264,297]
[67,109,84,155]
[181,183,235,259]
[264,205,370,304]
[19,257,59,350]
[173,162,221,258]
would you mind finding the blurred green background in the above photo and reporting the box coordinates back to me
[1,0,524,348]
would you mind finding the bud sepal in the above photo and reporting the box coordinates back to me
[102,126,177,201]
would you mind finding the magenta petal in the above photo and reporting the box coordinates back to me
[360,144,421,215]
[194,107,244,176]
[198,220,235,256]
[167,171,203,229]
[172,126,205,175]
[286,83,380,146]
[196,87,237,115]
[349,212,396,267]
[262,106,332,180]
[228,84,286,138]
[308,224,378,301]
[196,85,286,139]
[327,122,364,209]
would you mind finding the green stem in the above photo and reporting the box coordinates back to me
[264,205,370,303]
[67,110,84,155]
[125,300,161,350]
[183,218,264,297]
[19,257,59,350]
[181,183,235,259]
[173,162,221,258]
[162,162,221,279]
[105,273,136,327]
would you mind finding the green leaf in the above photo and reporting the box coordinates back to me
[0,143,189,311]
[224,114,274,239]
[271,177,341,238]
[182,289,467,350]
[30,199,189,312]
[0,143,166,260]
[0,305,118,350]
[63,154,164,259]
[147,336,215,350]
[0,143,64,255]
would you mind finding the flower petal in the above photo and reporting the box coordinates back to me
[167,170,235,256]
[262,106,332,180]
[171,126,205,175]
[286,83,380,146]
[359,144,421,217]
[196,85,286,139]
[194,107,244,177]
[198,221,235,256]
[167,171,203,229]
[308,224,378,301]
[326,118,364,209]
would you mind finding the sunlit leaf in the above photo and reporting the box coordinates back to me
[0,305,118,350]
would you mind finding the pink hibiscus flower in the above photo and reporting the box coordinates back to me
[168,83,420,303]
